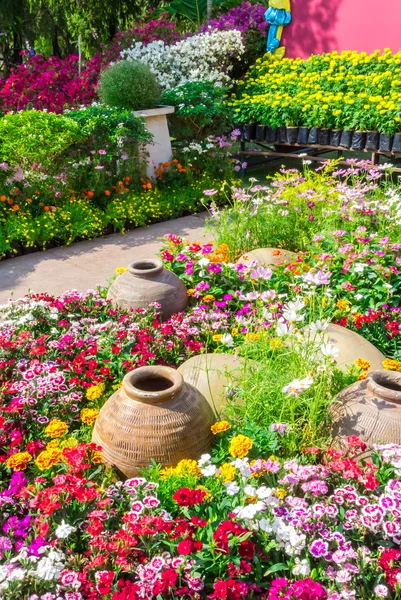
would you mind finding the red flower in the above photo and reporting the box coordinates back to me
[346,435,367,451]
[173,487,206,507]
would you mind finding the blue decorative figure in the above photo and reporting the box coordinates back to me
[264,0,292,57]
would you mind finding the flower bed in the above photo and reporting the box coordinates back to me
[2,158,401,598]
[231,50,401,151]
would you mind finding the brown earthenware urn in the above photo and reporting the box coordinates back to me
[107,258,188,320]
[92,366,214,477]
[332,370,401,446]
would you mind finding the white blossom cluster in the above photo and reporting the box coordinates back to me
[120,30,245,90]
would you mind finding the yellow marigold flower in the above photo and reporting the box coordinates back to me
[175,459,202,478]
[355,358,371,371]
[244,332,260,342]
[231,328,239,337]
[212,334,222,342]
[269,338,284,350]
[36,448,63,471]
[187,289,195,297]
[218,462,236,483]
[382,358,401,372]
[6,451,32,471]
[45,419,68,438]
[229,434,253,458]
[245,495,258,504]
[336,299,351,312]
[115,267,128,275]
[274,488,287,499]
[81,408,99,425]
[202,294,215,303]
[211,420,231,434]
[46,439,60,450]
[92,451,103,463]
[86,385,102,401]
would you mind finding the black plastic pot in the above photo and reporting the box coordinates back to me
[265,127,276,143]
[365,131,380,151]
[392,133,401,153]
[286,126,299,144]
[277,125,287,143]
[318,129,330,146]
[255,125,266,141]
[243,124,256,141]
[308,127,319,144]
[330,129,342,147]
[379,133,393,153]
[297,127,309,145]
[351,131,366,151]
[340,130,353,148]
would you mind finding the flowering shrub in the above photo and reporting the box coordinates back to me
[200,2,267,67]
[121,30,245,90]
[0,55,95,114]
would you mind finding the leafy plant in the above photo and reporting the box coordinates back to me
[98,60,161,111]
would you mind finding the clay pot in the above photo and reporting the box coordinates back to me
[238,247,298,268]
[92,366,214,477]
[332,370,401,446]
[178,353,255,414]
[304,324,385,372]
[107,258,188,319]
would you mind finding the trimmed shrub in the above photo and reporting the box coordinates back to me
[98,60,161,111]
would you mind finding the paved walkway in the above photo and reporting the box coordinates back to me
[0,213,210,303]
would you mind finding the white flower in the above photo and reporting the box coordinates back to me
[374,585,389,598]
[225,482,240,496]
[233,501,265,519]
[282,376,313,396]
[198,453,211,466]
[55,520,76,539]
[256,486,275,501]
[282,309,304,323]
[233,458,251,478]
[320,343,340,359]
[198,257,210,267]
[353,262,366,273]
[285,298,304,312]
[201,464,218,477]
[292,558,310,576]
[244,484,257,496]
[276,318,293,337]
[309,319,329,332]
[221,333,234,347]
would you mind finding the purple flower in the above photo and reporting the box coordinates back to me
[98,149,107,155]
[309,539,329,558]
[270,423,288,436]
[203,189,218,196]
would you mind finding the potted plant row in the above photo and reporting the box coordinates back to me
[239,124,401,153]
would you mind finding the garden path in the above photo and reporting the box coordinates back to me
[0,213,210,304]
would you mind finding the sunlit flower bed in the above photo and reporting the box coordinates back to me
[1,160,401,599]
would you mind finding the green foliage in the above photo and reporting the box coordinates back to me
[98,60,161,111]
[156,0,235,30]
[0,110,84,168]
[66,105,152,150]
[161,81,231,140]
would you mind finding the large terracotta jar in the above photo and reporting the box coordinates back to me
[332,370,401,446]
[92,366,214,477]
[305,324,385,372]
[107,258,188,320]
[178,353,255,414]
[238,248,298,268]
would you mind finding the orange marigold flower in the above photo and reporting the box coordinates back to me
[382,358,401,371]
[87,191,94,198]
[81,408,99,425]
[104,190,111,196]
[6,451,32,471]
[355,358,370,371]
[45,419,68,438]
[211,420,231,435]
[36,448,63,470]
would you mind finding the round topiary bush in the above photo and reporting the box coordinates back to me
[98,60,161,111]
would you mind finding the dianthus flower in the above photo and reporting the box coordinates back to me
[173,487,207,506]
[229,434,253,458]
[6,451,32,471]
[81,408,100,425]
[35,448,63,470]
[211,421,231,435]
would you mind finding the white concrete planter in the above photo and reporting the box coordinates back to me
[133,105,175,179]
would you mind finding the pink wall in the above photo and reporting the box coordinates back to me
[282,0,401,58]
